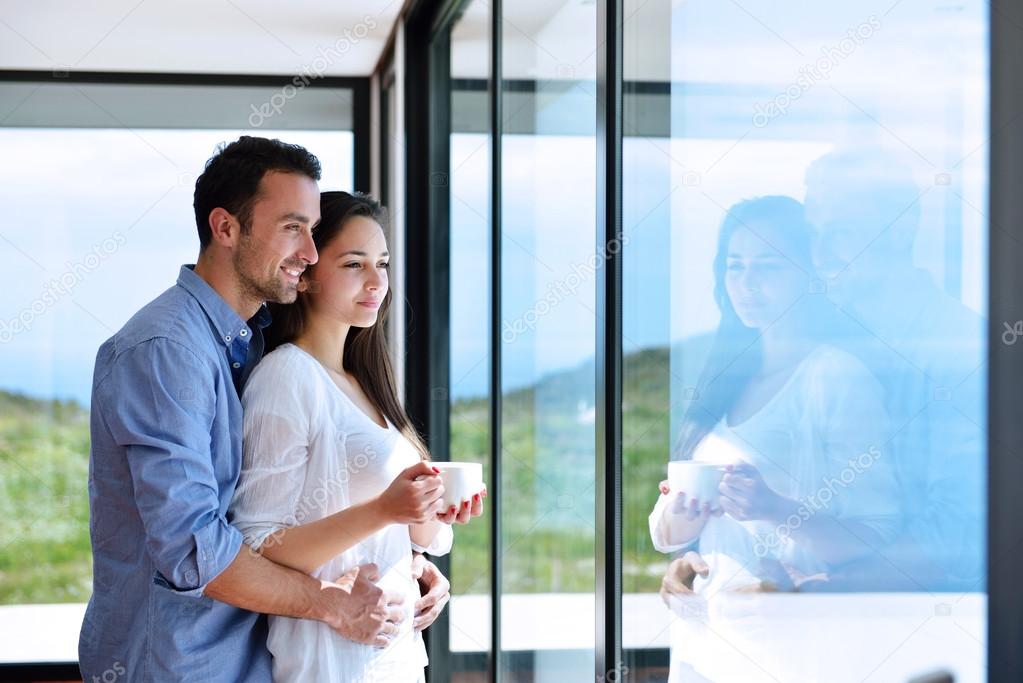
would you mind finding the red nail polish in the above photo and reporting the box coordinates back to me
[432,467,441,474]
[473,493,480,502]
[463,500,469,507]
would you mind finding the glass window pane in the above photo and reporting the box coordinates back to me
[622,2,988,681]
[447,1,494,677]
[500,2,597,679]
[0,107,352,663]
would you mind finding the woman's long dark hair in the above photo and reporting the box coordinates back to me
[265,191,430,460]
[674,195,820,459]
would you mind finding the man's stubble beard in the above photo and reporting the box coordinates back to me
[233,235,298,306]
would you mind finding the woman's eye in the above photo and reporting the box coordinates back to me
[286,225,300,232]
[345,262,362,269]
[378,262,390,270]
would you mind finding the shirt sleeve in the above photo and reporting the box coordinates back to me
[649,492,698,555]
[230,353,320,552]
[101,337,242,596]
[411,523,453,556]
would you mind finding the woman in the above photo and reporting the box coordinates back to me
[649,196,901,680]
[230,191,484,682]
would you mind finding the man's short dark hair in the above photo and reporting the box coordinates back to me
[193,136,322,250]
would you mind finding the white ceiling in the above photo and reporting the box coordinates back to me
[0,0,402,76]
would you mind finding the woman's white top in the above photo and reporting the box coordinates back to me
[229,343,452,682]
[649,345,901,592]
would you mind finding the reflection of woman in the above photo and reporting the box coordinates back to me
[649,196,900,595]
[230,192,484,682]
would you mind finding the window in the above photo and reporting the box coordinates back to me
[446,0,494,678]
[622,1,987,681]
[0,77,357,666]
[497,1,598,679]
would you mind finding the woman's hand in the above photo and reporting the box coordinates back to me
[375,462,446,524]
[717,463,792,522]
[412,553,451,632]
[658,480,722,521]
[436,485,487,524]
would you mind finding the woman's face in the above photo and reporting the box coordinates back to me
[301,215,389,328]
[724,225,808,330]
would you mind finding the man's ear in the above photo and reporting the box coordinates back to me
[207,207,241,248]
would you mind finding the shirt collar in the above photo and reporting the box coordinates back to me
[176,265,271,346]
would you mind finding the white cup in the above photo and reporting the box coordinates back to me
[667,461,726,504]
[431,462,484,509]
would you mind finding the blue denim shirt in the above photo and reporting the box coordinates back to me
[79,265,273,682]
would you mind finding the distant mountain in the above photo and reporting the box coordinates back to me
[0,389,88,423]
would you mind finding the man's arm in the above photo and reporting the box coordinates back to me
[103,339,403,644]
[205,546,402,646]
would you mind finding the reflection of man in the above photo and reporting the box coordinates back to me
[803,149,984,592]
[662,148,985,595]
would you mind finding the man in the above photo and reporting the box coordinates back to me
[79,136,457,680]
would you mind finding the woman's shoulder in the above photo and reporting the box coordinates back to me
[799,343,875,382]
[244,343,330,406]
[797,343,885,409]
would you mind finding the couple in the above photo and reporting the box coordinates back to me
[650,150,985,681]
[653,148,984,598]
[649,194,902,598]
[78,136,484,682]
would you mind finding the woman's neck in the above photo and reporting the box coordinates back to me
[293,315,352,375]
[758,317,814,376]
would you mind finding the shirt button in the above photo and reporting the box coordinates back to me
[239,329,248,337]
[232,362,241,369]
[224,334,232,342]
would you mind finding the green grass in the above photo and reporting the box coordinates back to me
[449,345,676,596]
[0,344,682,605]
[0,392,92,603]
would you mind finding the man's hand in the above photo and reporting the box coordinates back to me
[320,563,405,648]
[437,485,487,524]
[659,551,709,607]
[411,553,451,632]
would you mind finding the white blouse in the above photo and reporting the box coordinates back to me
[649,344,901,592]
[230,343,452,682]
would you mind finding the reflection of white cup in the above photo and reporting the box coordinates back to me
[667,461,725,504]
[431,462,484,509]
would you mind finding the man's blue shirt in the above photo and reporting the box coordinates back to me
[79,265,272,682]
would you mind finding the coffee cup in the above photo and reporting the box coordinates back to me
[430,461,484,509]
[667,461,726,504]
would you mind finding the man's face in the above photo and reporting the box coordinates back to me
[804,182,884,304]
[233,171,320,305]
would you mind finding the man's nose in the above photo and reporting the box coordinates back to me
[299,230,318,265]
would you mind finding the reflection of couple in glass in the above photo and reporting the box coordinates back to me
[649,194,901,595]
[649,148,985,681]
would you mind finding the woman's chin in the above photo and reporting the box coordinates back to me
[354,312,379,327]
